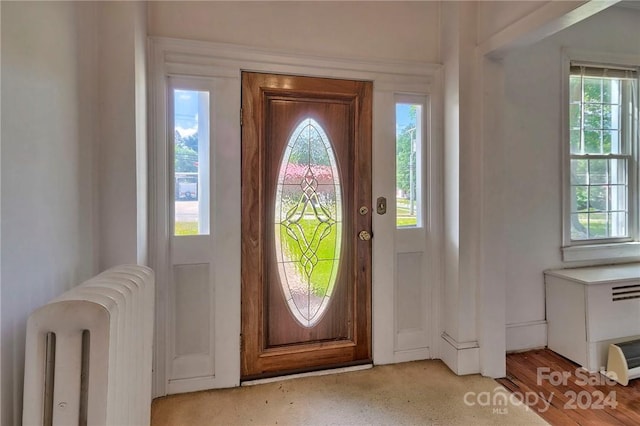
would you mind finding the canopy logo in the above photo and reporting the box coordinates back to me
[463,386,548,414]
[464,366,619,415]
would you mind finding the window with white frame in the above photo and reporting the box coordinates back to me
[566,63,638,251]
[396,99,425,228]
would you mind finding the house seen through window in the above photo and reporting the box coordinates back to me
[396,102,424,228]
[173,89,210,236]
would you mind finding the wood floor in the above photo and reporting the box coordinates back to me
[497,349,640,425]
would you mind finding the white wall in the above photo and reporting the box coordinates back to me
[98,1,148,269]
[502,5,640,351]
[148,1,440,63]
[0,2,99,424]
[1,2,148,424]
[477,0,556,44]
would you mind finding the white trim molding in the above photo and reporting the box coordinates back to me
[440,332,480,375]
[480,1,618,58]
[393,348,432,364]
[506,320,548,352]
[562,242,640,263]
[153,37,440,89]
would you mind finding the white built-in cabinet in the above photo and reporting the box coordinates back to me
[545,263,640,372]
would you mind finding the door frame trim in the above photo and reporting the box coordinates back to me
[149,36,443,397]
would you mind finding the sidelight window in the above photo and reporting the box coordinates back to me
[396,100,425,228]
[172,89,210,236]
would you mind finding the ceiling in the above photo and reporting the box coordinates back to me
[616,1,640,10]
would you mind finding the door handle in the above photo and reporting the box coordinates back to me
[358,230,371,241]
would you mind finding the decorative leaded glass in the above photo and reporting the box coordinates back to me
[274,118,342,328]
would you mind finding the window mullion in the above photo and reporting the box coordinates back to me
[581,72,585,154]
[569,154,631,160]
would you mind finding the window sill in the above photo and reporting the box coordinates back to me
[562,242,640,263]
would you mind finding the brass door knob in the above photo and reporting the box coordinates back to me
[358,230,371,241]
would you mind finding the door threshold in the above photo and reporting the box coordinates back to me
[241,363,373,386]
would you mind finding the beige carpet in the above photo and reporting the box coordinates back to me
[151,360,548,425]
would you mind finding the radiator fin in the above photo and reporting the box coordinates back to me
[44,332,56,426]
[23,265,155,426]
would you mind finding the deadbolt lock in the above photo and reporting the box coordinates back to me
[376,197,387,215]
[358,230,372,241]
[359,206,369,216]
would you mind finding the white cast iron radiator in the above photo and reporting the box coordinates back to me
[23,265,154,426]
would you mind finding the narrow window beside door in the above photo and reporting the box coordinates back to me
[396,102,424,228]
[172,89,210,236]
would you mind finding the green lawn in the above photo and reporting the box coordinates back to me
[397,217,417,227]
[587,220,607,237]
[175,222,198,236]
[396,198,417,227]
[572,215,612,239]
[280,217,339,297]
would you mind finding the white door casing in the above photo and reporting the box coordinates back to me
[149,37,443,396]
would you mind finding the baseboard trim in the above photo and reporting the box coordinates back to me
[506,320,547,352]
[393,347,431,363]
[441,332,479,350]
[440,332,480,375]
[167,376,217,395]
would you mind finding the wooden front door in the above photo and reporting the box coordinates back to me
[241,72,372,380]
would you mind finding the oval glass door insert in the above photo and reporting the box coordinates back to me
[274,118,342,328]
